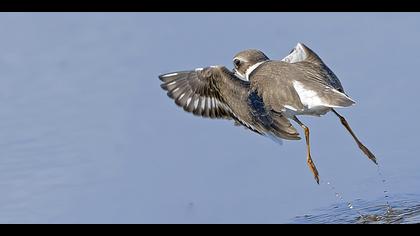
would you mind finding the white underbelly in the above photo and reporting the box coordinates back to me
[283,81,333,118]
[283,105,331,118]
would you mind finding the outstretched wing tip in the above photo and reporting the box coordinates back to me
[158,73,169,81]
[158,67,237,120]
[160,83,167,90]
[159,72,180,82]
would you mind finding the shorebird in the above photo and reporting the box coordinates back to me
[159,43,376,184]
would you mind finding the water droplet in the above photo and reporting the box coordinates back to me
[322,179,364,218]
[377,164,392,211]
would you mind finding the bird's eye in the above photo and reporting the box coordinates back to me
[234,59,241,68]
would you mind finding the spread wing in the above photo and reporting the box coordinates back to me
[159,66,265,135]
[159,66,300,140]
[281,42,345,93]
[159,67,233,119]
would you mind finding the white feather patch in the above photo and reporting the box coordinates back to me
[201,98,206,110]
[293,81,324,109]
[193,99,199,109]
[179,93,185,100]
[234,70,246,81]
[281,43,307,63]
[162,72,178,77]
[245,61,266,80]
[207,97,211,108]
[186,97,192,107]
[284,105,298,111]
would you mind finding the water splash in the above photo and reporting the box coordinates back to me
[291,194,420,224]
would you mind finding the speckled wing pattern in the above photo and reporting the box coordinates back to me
[159,68,232,119]
[159,66,300,140]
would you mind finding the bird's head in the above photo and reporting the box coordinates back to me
[233,49,269,81]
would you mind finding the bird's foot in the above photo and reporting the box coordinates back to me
[358,142,378,165]
[307,157,320,184]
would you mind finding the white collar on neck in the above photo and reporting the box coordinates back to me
[245,61,267,81]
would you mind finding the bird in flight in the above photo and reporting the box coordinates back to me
[159,43,376,184]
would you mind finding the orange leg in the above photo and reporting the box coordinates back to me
[293,116,320,184]
[331,109,377,165]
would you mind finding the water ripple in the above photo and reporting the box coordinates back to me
[292,194,420,224]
